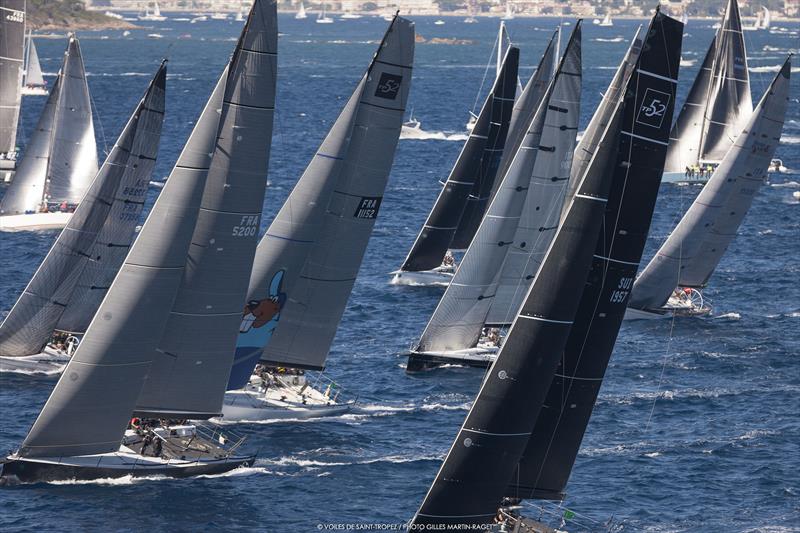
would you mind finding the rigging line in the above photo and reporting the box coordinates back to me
[89,88,110,157]
[470,31,498,116]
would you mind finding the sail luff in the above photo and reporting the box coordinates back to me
[399,47,518,273]
[0,0,25,161]
[44,35,98,206]
[258,16,414,372]
[133,0,278,419]
[0,64,167,357]
[507,11,683,500]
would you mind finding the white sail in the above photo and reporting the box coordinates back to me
[24,36,46,87]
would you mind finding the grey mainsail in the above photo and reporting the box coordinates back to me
[0,75,59,215]
[0,0,24,163]
[134,0,278,419]
[45,34,98,206]
[630,57,791,311]
[415,25,581,354]
[259,16,414,372]
[0,64,167,357]
[230,16,414,387]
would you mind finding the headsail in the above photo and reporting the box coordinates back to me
[399,48,517,273]
[258,16,414,372]
[134,0,278,419]
[45,35,98,206]
[507,10,683,500]
[416,25,580,354]
[0,63,167,357]
[0,0,24,163]
[230,15,415,386]
[24,35,45,88]
[630,57,791,310]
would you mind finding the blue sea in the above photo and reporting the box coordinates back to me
[1,13,798,532]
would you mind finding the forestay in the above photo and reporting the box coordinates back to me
[416,26,581,354]
[260,16,414,371]
[135,0,278,419]
[630,57,791,310]
[0,64,167,357]
[0,0,24,161]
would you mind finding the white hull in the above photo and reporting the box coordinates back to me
[221,389,354,421]
[0,212,72,231]
[138,15,166,21]
[0,349,69,374]
[21,86,48,96]
[390,268,454,287]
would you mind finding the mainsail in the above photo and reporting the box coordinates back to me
[411,11,683,526]
[229,15,415,387]
[18,0,277,458]
[629,57,791,311]
[507,11,682,500]
[398,48,517,273]
[135,1,278,419]
[415,26,581,353]
[257,16,414,372]
[0,0,25,163]
[24,34,45,88]
[663,0,751,172]
[0,64,167,357]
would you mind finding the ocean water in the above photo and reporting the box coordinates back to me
[1,14,798,532]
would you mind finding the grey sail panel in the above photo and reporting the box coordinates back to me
[399,48,519,273]
[0,65,167,357]
[507,11,683,500]
[485,40,581,327]
[631,58,791,309]
[45,35,98,206]
[26,38,45,87]
[55,65,168,334]
[19,66,228,459]
[417,26,581,354]
[260,16,414,371]
[566,26,642,210]
[0,0,24,159]
[663,35,715,173]
[698,0,751,164]
[491,29,558,202]
[0,75,59,215]
[134,0,278,419]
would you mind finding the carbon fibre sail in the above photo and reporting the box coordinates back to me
[629,57,791,311]
[507,11,683,500]
[0,0,24,165]
[415,25,581,353]
[256,16,414,372]
[398,48,516,273]
[411,10,683,527]
[228,16,414,387]
[0,63,167,357]
[17,0,277,458]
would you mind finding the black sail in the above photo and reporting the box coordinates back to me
[507,10,683,501]
[399,48,518,272]
[0,0,24,163]
[411,22,627,527]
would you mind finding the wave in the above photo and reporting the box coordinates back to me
[770,180,800,188]
[713,312,741,320]
[593,37,624,43]
[781,135,800,144]
[400,129,468,141]
[0,367,61,377]
[261,453,441,469]
[748,65,800,73]
[41,465,270,485]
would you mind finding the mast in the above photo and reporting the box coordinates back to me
[630,57,791,310]
[398,48,518,273]
[0,0,25,165]
[507,10,683,500]
[228,17,414,382]
[0,63,167,357]
[256,16,414,373]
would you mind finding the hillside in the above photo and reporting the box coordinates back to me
[27,0,136,31]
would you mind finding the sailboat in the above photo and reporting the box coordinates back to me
[598,12,613,26]
[0,0,278,484]
[316,4,333,24]
[22,32,48,95]
[410,9,681,528]
[761,6,771,29]
[405,25,581,371]
[138,1,166,21]
[662,0,751,184]
[391,44,520,287]
[501,1,514,21]
[0,0,24,182]
[0,34,98,232]
[222,15,414,422]
[0,63,167,374]
[295,1,307,19]
[627,58,791,320]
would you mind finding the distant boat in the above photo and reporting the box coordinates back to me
[190,15,207,23]
[434,19,445,25]
[340,10,361,19]
[401,108,423,137]
[138,1,166,21]
[22,32,48,96]
[316,4,333,24]
[762,6,771,28]
[147,33,164,39]
[464,15,477,24]
[210,12,228,20]
[598,12,613,26]
[381,13,394,21]
[295,1,307,19]
[104,10,124,20]
[501,1,514,20]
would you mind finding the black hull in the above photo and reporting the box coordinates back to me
[0,455,255,485]
[405,351,491,372]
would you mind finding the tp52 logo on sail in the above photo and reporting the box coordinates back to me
[375,73,402,100]
[636,88,672,129]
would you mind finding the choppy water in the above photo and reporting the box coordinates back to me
[1,14,798,532]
